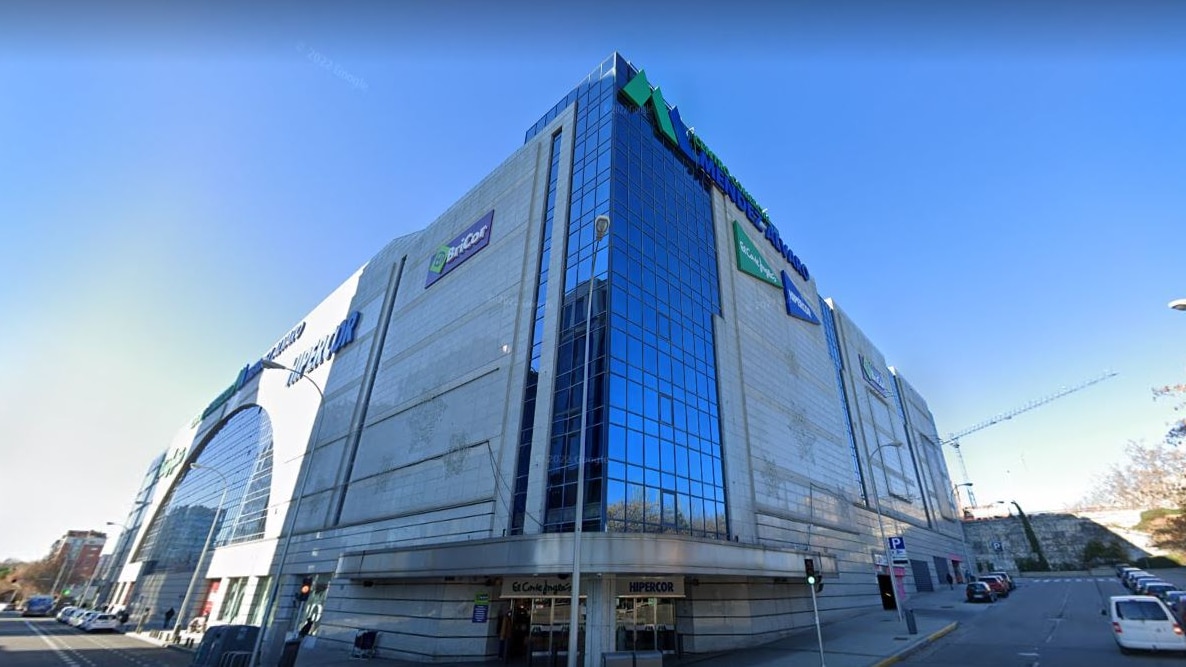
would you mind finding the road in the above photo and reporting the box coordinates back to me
[904,572,1186,667]
[0,612,191,667]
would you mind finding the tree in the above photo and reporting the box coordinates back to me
[1082,539,1127,567]
[1078,440,1186,509]
[1153,383,1186,446]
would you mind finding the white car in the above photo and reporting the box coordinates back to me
[70,610,100,628]
[1110,595,1186,654]
[56,606,78,623]
[80,613,121,633]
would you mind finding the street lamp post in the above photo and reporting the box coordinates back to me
[952,483,975,580]
[249,358,326,667]
[1168,298,1186,311]
[870,441,904,624]
[567,214,610,667]
[173,463,230,642]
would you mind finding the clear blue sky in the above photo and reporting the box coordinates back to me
[2,2,1183,561]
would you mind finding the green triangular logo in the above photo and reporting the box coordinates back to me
[733,221,781,287]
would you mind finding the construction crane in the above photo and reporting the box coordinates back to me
[941,370,1118,507]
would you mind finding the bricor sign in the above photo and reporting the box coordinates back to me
[425,209,494,288]
[615,577,686,598]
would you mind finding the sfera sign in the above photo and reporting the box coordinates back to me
[621,70,810,282]
[733,221,819,325]
[425,210,494,288]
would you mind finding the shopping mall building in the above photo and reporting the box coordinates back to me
[108,53,968,665]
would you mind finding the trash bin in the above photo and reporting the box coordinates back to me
[602,651,634,667]
[634,650,663,667]
[904,608,918,635]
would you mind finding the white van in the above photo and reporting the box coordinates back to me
[1110,595,1186,654]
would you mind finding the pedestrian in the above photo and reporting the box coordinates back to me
[163,607,175,629]
[946,572,954,589]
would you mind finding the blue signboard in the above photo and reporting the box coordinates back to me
[425,210,494,288]
[472,593,490,623]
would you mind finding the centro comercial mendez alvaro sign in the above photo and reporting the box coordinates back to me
[620,69,810,284]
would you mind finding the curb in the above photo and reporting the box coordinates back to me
[868,621,958,667]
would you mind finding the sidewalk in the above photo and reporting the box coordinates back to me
[289,586,975,667]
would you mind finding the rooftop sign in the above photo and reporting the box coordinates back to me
[621,70,810,282]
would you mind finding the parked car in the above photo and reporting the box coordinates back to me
[70,610,99,628]
[1116,563,1133,577]
[978,575,1009,598]
[1145,583,1180,601]
[1165,591,1186,616]
[966,581,997,603]
[1130,575,1161,592]
[80,613,121,633]
[1109,595,1186,654]
[988,571,1016,590]
[56,606,78,623]
[1136,578,1169,595]
[1125,571,1152,589]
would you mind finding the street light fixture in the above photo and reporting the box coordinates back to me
[250,358,327,667]
[1169,298,1186,311]
[173,463,230,642]
[870,441,904,624]
[567,214,610,667]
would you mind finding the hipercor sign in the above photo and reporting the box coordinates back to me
[425,210,494,288]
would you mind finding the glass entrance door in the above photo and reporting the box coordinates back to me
[615,597,676,653]
[527,597,584,665]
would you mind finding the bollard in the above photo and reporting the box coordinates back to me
[904,608,918,635]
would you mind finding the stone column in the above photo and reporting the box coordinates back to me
[583,575,616,667]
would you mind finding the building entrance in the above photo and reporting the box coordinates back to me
[615,597,676,653]
[527,597,584,666]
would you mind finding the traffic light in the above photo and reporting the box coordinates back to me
[805,558,823,593]
[296,577,313,601]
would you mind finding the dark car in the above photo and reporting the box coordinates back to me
[967,581,997,603]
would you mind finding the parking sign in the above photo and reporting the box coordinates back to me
[887,536,908,563]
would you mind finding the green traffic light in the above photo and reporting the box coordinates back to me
[806,576,816,585]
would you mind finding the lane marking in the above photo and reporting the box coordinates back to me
[24,620,81,666]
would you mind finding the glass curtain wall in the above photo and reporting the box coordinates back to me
[133,406,275,573]
[537,58,617,532]
[602,59,728,539]
[526,54,729,539]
